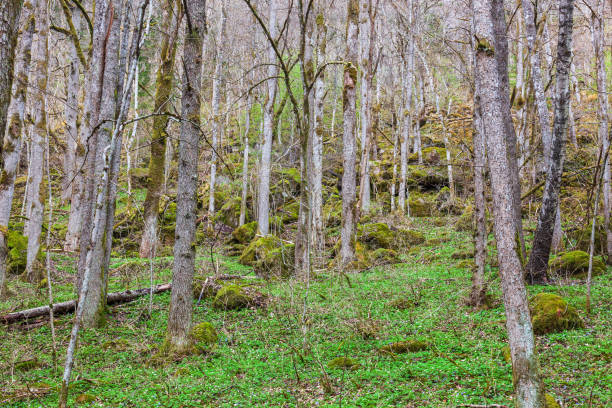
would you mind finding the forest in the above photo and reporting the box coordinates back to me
[0,0,610,406]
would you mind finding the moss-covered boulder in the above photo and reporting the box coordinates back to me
[279,201,300,225]
[212,284,251,310]
[548,250,606,279]
[328,357,360,370]
[215,196,243,228]
[567,221,606,255]
[530,293,584,335]
[409,147,447,165]
[395,228,425,247]
[191,322,218,352]
[358,223,394,249]
[379,340,429,354]
[231,221,258,244]
[454,205,473,231]
[409,197,434,217]
[129,167,149,188]
[323,194,342,227]
[544,393,561,408]
[239,235,294,276]
[7,229,27,275]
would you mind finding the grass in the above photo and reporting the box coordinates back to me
[1,218,610,407]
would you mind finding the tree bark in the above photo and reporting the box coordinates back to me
[24,0,49,282]
[472,0,544,405]
[208,0,227,218]
[340,0,359,266]
[398,17,415,213]
[0,0,22,151]
[0,0,32,295]
[256,0,279,236]
[239,93,252,227]
[140,0,182,258]
[358,0,373,214]
[165,0,206,352]
[526,0,574,284]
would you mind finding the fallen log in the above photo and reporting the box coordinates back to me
[1,283,172,325]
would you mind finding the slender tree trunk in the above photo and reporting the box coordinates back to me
[526,0,574,284]
[256,0,279,236]
[590,0,611,264]
[24,0,49,282]
[310,9,326,254]
[165,0,206,352]
[472,0,544,405]
[239,93,252,227]
[0,0,22,147]
[340,0,359,266]
[398,22,414,213]
[139,0,182,258]
[390,96,399,212]
[62,7,81,204]
[0,1,32,295]
[439,97,454,200]
[208,0,227,218]
[358,0,373,213]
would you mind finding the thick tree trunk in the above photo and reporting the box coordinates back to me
[208,1,227,218]
[0,1,32,295]
[24,0,49,282]
[165,0,205,352]
[256,0,279,236]
[470,93,488,308]
[340,0,359,266]
[492,0,526,259]
[526,0,574,284]
[140,0,182,258]
[472,0,544,406]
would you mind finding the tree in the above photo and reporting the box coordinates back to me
[526,0,575,284]
[472,0,544,405]
[256,0,279,236]
[139,0,183,258]
[0,0,31,295]
[0,0,22,147]
[340,0,359,265]
[23,0,49,282]
[165,0,206,352]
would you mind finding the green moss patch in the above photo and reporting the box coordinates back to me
[548,250,606,279]
[379,340,429,354]
[530,292,584,335]
[328,357,360,370]
[212,284,252,310]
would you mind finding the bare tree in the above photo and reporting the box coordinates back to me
[526,0,575,284]
[140,0,183,258]
[472,0,544,405]
[340,0,359,265]
[165,0,206,352]
[0,0,22,145]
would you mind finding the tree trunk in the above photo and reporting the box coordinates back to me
[469,91,488,308]
[398,20,415,213]
[208,0,227,218]
[310,9,326,254]
[525,0,574,284]
[0,0,22,151]
[492,0,526,259]
[24,0,49,282]
[239,93,252,227]
[472,0,544,405]
[140,0,182,258]
[165,0,206,352]
[340,0,359,266]
[256,0,279,236]
[0,0,32,295]
[590,0,611,264]
[358,0,372,214]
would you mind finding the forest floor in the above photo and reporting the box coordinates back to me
[1,218,610,407]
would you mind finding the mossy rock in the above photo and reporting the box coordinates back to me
[279,201,300,225]
[239,235,294,276]
[451,249,473,259]
[409,147,447,164]
[371,248,400,265]
[408,167,448,191]
[231,221,258,244]
[323,195,342,227]
[15,358,41,371]
[530,292,584,335]
[455,259,476,270]
[379,340,429,354]
[7,229,28,275]
[544,393,561,408]
[212,284,251,310]
[358,223,394,249]
[215,196,243,228]
[191,322,218,352]
[328,357,360,370]
[409,197,433,217]
[567,222,606,255]
[500,345,511,364]
[129,167,149,188]
[548,250,606,279]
